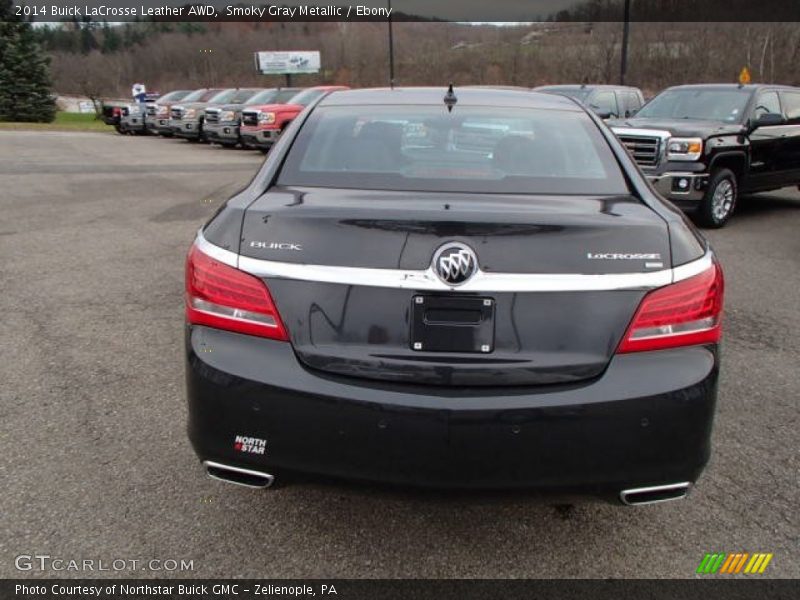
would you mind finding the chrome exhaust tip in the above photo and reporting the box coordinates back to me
[619,482,691,506]
[203,460,275,489]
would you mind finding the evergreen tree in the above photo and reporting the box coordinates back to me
[0,0,57,122]
[79,17,98,54]
[101,22,121,54]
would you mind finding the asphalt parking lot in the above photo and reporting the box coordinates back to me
[1,130,797,579]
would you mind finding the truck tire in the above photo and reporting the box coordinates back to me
[198,118,208,143]
[697,168,737,228]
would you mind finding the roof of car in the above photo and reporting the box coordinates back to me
[534,84,640,91]
[318,87,584,111]
[662,83,798,92]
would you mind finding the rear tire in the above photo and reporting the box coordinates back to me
[697,168,737,228]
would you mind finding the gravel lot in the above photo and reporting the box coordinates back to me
[1,131,797,579]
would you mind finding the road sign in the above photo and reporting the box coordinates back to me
[254,51,321,75]
[739,66,751,85]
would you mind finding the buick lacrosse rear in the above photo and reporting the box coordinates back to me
[185,88,723,504]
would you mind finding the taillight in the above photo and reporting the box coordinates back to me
[617,261,724,353]
[185,245,288,341]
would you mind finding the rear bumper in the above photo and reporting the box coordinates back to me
[186,326,719,492]
[204,122,240,144]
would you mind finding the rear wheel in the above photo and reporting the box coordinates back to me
[697,168,737,228]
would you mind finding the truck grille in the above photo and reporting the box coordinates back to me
[241,111,259,126]
[170,107,183,120]
[146,104,157,116]
[618,135,661,167]
[205,108,220,124]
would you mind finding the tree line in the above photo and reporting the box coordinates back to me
[41,20,800,101]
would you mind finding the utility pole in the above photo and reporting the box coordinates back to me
[620,0,631,85]
[388,0,395,87]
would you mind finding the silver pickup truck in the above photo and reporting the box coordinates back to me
[204,88,300,148]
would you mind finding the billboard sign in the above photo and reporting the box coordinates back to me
[254,51,321,75]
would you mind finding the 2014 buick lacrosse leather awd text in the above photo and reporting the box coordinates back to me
[184,87,724,505]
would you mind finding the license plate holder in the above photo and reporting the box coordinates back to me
[410,295,495,353]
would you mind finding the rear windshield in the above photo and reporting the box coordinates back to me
[636,89,751,122]
[278,105,628,195]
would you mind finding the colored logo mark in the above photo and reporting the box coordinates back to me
[697,553,773,574]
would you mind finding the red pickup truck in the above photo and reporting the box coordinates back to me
[240,85,348,152]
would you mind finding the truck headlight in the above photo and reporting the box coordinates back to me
[220,110,236,122]
[666,137,703,161]
[157,105,168,115]
[184,108,197,119]
[127,105,141,115]
[258,112,276,124]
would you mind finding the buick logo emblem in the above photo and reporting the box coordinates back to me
[432,243,478,285]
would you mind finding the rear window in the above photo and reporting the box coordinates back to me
[278,105,629,195]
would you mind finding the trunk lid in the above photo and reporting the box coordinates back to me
[240,187,671,386]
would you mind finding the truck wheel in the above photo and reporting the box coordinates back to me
[697,168,737,228]
[114,124,124,135]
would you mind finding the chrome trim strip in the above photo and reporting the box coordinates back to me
[611,127,672,139]
[673,252,714,282]
[647,171,708,179]
[619,482,691,506]
[203,460,275,489]
[194,231,713,292]
[195,230,238,268]
[238,258,674,291]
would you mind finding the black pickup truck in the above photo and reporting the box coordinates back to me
[610,84,800,227]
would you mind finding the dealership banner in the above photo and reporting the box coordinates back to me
[255,51,321,75]
[3,579,799,599]
[9,0,800,22]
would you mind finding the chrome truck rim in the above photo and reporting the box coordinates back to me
[712,179,734,222]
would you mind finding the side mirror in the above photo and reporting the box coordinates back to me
[591,106,613,119]
[752,112,785,128]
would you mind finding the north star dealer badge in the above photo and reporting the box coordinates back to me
[234,435,266,455]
